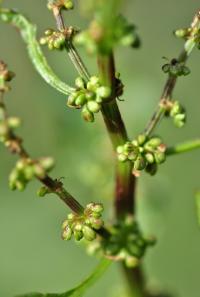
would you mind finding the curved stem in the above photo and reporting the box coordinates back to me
[0,9,75,95]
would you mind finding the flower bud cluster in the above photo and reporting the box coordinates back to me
[47,0,73,11]
[117,135,166,176]
[89,216,155,268]
[0,61,15,92]
[9,157,55,191]
[74,15,140,54]
[162,58,190,77]
[166,100,186,128]
[40,29,66,50]
[67,76,111,122]
[175,15,200,51]
[62,203,104,241]
[0,111,21,144]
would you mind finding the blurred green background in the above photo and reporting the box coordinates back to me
[1,0,200,296]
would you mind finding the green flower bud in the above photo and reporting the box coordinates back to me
[128,150,139,161]
[131,139,139,147]
[45,29,54,36]
[96,86,111,99]
[118,153,127,162]
[33,164,46,179]
[39,157,55,171]
[146,137,162,148]
[85,91,95,101]
[154,151,166,164]
[134,156,146,171]
[87,101,101,113]
[90,76,99,86]
[145,163,158,176]
[145,153,154,164]
[63,0,74,10]
[125,255,139,268]
[75,94,86,106]
[137,134,146,145]
[116,145,124,154]
[175,28,188,38]
[37,186,49,197]
[16,159,27,171]
[62,226,72,240]
[54,36,65,49]
[170,101,181,117]
[67,93,78,106]
[40,37,48,45]
[124,142,133,153]
[89,203,104,214]
[74,229,83,241]
[127,243,144,258]
[81,105,94,122]
[82,226,96,241]
[24,165,34,180]
[89,217,104,230]
[7,117,21,129]
[75,77,85,89]
[15,180,26,191]
[9,180,17,191]
[67,213,75,220]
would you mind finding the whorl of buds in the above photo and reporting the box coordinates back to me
[165,100,186,128]
[62,202,104,241]
[47,0,74,11]
[88,215,155,268]
[9,157,55,191]
[162,58,190,77]
[117,135,166,176]
[174,22,200,52]
[0,61,15,92]
[67,76,111,122]
[40,29,66,50]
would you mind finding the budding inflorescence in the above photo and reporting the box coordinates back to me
[0,61,15,92]
[67,76,111,122]
[40,29,67,50]
[74,15,140,54]
[47,0,74,11]
[162,58,190,77]
[62,203,104,241]
[175,21,200,51]
[89,216,155,268]
[117,135,166,176]
[164,100,186,128]
[9,157,55,191]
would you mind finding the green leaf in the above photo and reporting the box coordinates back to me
[0,8,75,95]
[16,259,111,297]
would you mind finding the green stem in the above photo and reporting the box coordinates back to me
[52,6,90,80]
[166,139,200,156]
[98,52,145,297]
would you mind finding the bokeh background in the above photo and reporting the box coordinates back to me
[0,0,200,296]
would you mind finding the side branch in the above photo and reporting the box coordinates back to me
[144,10,200,137]
[166,139,200,156]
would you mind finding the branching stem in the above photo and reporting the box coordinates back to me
[144,10,200,137]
